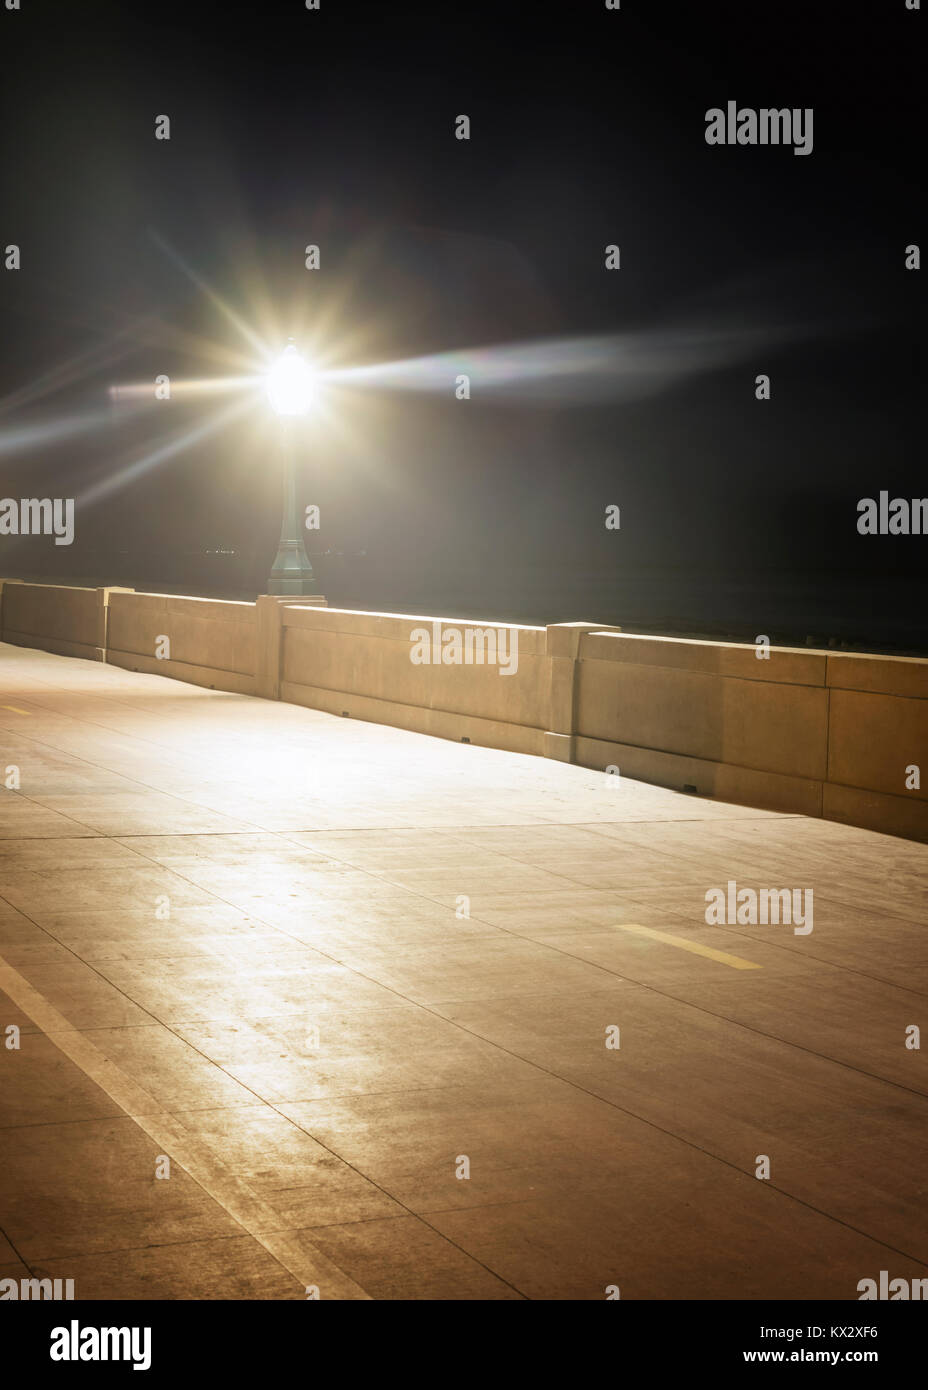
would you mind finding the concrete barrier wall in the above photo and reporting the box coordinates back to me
[1,579,926,841]
[279,605,549,755]
[573,632,828,817]
[0,580,106,660]
[571,630,928,839]
[105,591,259,695]
[824,653,928,842]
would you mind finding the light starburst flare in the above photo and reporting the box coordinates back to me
[265,345,316,417]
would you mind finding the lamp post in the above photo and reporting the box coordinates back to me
[266,345,318,596]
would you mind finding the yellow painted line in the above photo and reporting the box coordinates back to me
[1,705,31,715]
[0,956,371,1299]
[616,924,762,971]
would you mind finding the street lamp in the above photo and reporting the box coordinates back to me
[267,343,315,416]
[266,345,318,595]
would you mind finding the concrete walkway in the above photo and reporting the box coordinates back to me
[0,640,926,1300]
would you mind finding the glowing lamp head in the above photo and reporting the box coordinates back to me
[267,345,314,416]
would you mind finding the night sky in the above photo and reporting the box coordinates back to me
[0,0,924,650]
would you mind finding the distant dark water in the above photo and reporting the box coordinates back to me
[7,556,926,658]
